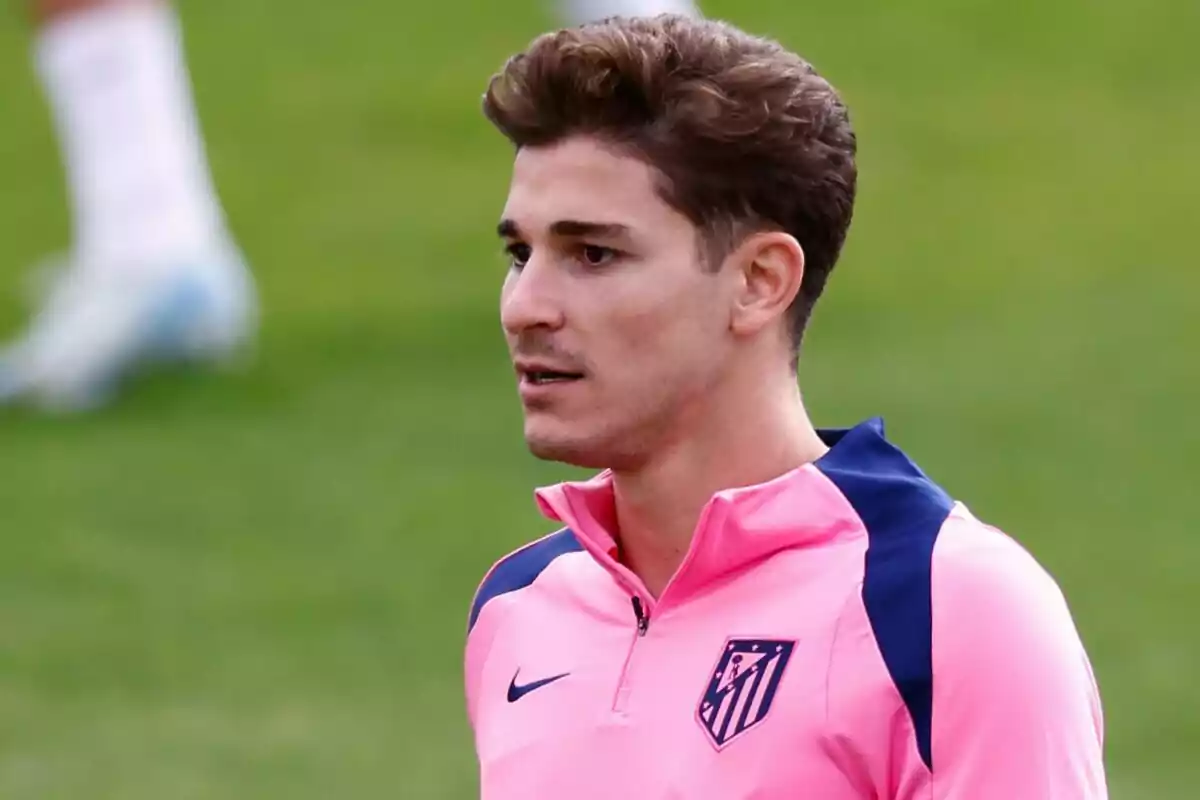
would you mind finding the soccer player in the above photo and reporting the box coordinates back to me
[1,0,256,411]
[465,14,1107,799]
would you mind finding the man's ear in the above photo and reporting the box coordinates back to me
[727,231,805,339]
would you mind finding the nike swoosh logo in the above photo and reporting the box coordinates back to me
[507,669,570,702]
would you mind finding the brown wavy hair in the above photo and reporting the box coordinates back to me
[482,14,858,351]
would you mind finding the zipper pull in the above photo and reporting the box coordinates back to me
[631,596,649,636]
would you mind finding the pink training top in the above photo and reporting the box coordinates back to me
[465,419,1107,798]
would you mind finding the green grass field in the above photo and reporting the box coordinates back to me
[0,0,1196,796]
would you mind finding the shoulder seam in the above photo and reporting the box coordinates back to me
[824,578,866,726]
[466,528,582,634]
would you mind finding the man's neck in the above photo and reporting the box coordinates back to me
[611,380,828,598]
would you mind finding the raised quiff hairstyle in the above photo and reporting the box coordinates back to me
[482,14,858,352]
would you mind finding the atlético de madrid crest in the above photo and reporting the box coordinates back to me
[697,638,796,749]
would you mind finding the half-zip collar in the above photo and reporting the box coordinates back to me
[535,419,885,612]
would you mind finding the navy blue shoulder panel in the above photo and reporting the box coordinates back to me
[816,418,953,772]
[468,529,583,633]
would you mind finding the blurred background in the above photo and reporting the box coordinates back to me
[0,0,1196,796]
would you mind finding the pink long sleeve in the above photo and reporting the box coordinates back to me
[911,515,1107,798]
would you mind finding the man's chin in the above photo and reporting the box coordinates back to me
[524,429,613,470]
[527,437,598,468]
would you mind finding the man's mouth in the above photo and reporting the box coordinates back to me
[524,370,585,385]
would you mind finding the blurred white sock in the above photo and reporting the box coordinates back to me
[560,0,700,25]
[35,2,226,273]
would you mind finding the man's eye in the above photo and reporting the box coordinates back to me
[505,243,532,268]
[580,245,617,267]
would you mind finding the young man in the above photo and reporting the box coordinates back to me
[2,0,256,411]
[466,15,1107,800]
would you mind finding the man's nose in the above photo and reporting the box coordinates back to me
[500,255,565,335]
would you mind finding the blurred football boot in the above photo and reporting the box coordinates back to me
[0,241,256,411]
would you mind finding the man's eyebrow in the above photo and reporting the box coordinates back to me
[549,220,631,239]
[495,219,632,240]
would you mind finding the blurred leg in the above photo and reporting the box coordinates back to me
[559,0,700,25]
[31,0,227,271]
[2,0,256,410]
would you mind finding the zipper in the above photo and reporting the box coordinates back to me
[564,488,730,717]
[612,594,651,714]
[632,595,650,636]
